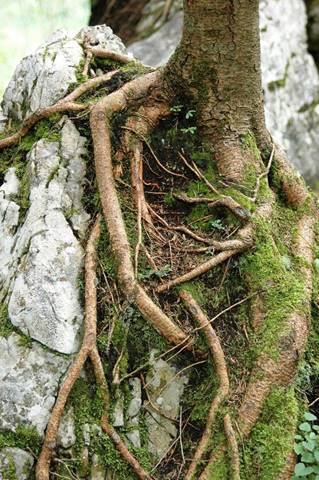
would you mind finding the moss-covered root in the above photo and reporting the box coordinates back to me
[224,414,240,480]
[239,215,314,440]
[273,143,310,208]
[0,70,119,150]
[180,290,230,480]
[36,218,151,480]
[90,71,197,351]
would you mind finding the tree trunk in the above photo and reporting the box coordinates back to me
[0,3,317,480]
[165,0,269,181]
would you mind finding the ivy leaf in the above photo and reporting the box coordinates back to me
[294,463,314,477]
[294,444,304,455]
[299,423,311,432]
[304,412,317,422]
[314,450,319,462]
[301,451,315,463]
[302,439,316,451]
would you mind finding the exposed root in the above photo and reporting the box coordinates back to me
[90,71,195,351]
[173,192,251,222]
[157,223,253,293]
[123,103,171,225]
[162,0,175,21]
[278,451,297,480]
[273,143,310,208]
[249,143,274,202]
[87,46,140,65]
[0,70,119,150]
[35,217,153,480]
[180,290,229,480]
[238,214,315,438]
[224,414,240,480]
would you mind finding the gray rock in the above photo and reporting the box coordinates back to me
[0,448,34,480]
[0,119,89,354]
[2,30,83,122]
[126,378,142,448]
[1,26,128,123]
[76,25,127,54]
[130,0,319,183]
[145,351,188,459]
[0,333,69,435]
[57,407,76,449]
[90,453,106,480]
[130,11,183,67]
[113,396,124,427]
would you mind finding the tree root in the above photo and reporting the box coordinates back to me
[123,103,171,225]
[0,70,119,150]
[224,414,240,480]
[157,223,253,293]
[238,214,315,438]
[173,192,251,223]
[36,217,152,480]
[90,70,196,352]
[180,290,229,480]
[86,46,140,65]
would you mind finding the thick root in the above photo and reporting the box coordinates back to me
[180,290,229,480]
[36,218,151,480]
[90,71,195,351]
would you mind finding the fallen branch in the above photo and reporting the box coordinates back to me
[180,290,229,480]
[0,70,119,150]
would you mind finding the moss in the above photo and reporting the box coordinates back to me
[240,208,306,359]
[241,386,298,480]
[243,131,260,162]
[0,425,42,455]
[0,305,14,338]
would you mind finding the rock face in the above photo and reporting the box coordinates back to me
[130,0,319,183]
[0,447,34,480]
[0,25,128,471]
[1,25,127,122]
[0,333,69,434]
[144,351,188,459]
[1,119,88,354]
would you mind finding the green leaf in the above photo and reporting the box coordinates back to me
[301,451,315,463]
[314,450,319,462]
[294,444,304,455]
[294,463,314,477]
[299,423,311,432]
[303,440,316,451]
[304,412,317,422]
[185,109,196,119]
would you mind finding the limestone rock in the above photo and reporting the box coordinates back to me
[145,351,188,459]
[0,448,34,480]
[126,378,142,448]
[90,453,106,480]
[57,407,76,449]
[76,24,127,54]
[0,333,69,435]
[0,118,89,354]
[1,26,127,123]
[130,0,319,183]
